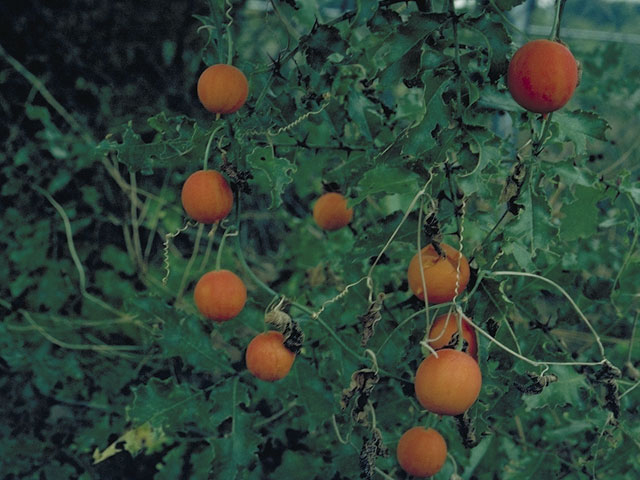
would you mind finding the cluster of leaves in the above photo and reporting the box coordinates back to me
[1,0,639,479]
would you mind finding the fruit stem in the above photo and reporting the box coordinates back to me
[455,311,464,351]
[468,209,509,264]
[416,195,432,330]
[215,225,237,270]
[466,315,607,369]
[444,157,464,242]
[32,185,125,317]
[532,113,553,156]
[176,223,204,302]
[331,415,351,444]
[626,312,639,366]
[448,0,463,113]
[367,400,378,429]
[224,0,234,64]
[550,0,567,42]
[203,124,224,170]
[489,270,608,359]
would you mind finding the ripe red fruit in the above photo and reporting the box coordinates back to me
[181,170,233,224]
[414,349,482,416]
[246,331,296,381]
[197,64,249,114]
[313,192,353,231]
[507,39,578,114]
[194,270,247,322]
[396,427,447,477]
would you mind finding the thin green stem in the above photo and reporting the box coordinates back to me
[129,171,145,273]
[532,113,553,156]
[199,223,219,271]
[467,316,606,369]
[225,0,234,64]
[449,0,463,112]
[375,304,446,355]
[0,43,94,145]
[620,379,640,400]
[32,185,124,317]
[203,124,224,170]
[611,193,639,314]
[488,0,528,39]
[489,270,608,359]
[215,226,237,270]
[469,209,509,264]
[550,0,568,41]
[254,401,298,428]
[176,223,205,302]
[231,376,238,433]
[368,400,378,429]
[627,313,639,366]
[444,158,463,241]
[374,468,395,480]
[502,313,524,356]
[331,415,350,444]
[20,310,141,354]
[415,196,433,334]
[366,176,433,293]
[234,234,279,298]
[270,0,301,41]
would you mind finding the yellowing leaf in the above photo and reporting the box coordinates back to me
[92,422,169,464]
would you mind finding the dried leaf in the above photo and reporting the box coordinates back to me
[359,428,388,480]
[499,156,527,205]
[265,304,305,354]
[359,293,385,347]
[455,411,478,449]
[340,368,379,411]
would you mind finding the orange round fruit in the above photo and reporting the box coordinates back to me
[407,243,470,304]
[414,349,481,416]
[507,39,578,114]
[246,331,296,381]
[396,427,447,478]
[181,170,233,224]
[197,64,249,114]
[194,270,247,322]
[312,192,353,231]
[428,312,478,360]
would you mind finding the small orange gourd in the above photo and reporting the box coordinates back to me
[194,270,247,322]
[197,64,249,114]
[246,331,296,381]
[181,170,233,224]
[313,192,353,231]
[414,349,482,416]
[407,243,470,304]
[507,39,578,114]
[396,427,447,477]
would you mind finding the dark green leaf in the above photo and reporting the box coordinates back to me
[553,110,610,155]
[559,184,604,241]
[247,146,297,209]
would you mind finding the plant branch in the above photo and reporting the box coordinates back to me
[20,310,140,355]
[550,0,568,41]
[176,223,205,302]
[489,270,607,359]
[33,185,124,317]
[0,43,94,145]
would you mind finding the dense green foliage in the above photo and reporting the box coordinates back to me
[1,1,639,479]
